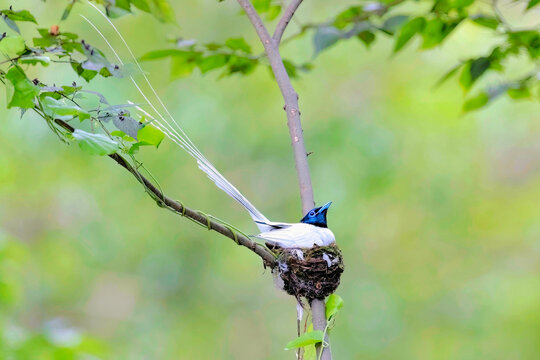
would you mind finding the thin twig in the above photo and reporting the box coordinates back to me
[273,0,304,44]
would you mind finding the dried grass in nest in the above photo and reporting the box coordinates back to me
[272,245,344,300]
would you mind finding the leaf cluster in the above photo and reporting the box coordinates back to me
[307,0,540,112]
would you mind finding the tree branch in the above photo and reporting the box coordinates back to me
[235,2,330,359]
[311,298,331,360]
[52,118,277,268]
[236,0,315,215]
[273,0,303,44]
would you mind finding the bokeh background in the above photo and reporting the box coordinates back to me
[1,0,540,359]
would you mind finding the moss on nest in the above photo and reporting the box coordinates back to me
[272,245,344,300]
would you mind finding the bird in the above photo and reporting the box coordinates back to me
[198,161,336,249]
[253,202,335,248]
[83,4,336,249]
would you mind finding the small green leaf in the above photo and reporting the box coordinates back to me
[0,36,26,58]
[507,85,531,99]
[284,331,324,350]
[3,17,19,33]
[421,18,460,49]
[62,1,75,20]
[71,62,98,82]
[1,9,37,24]
[459,57,490,91]
[137,124,165,148]
[313,26,343,57]
[148,0,176,24]
[41,96,90,121]
[463,92,489,112]
[470,15,499,30]
[72,129,120,156]
[19,55,51,66]
[131,0,151,12]
[379,15,409,35]
[325,294,344,320]
[225,38,252,53]
[527,0,540,9]
[198,54,229,73]
[357,30,375,48]
[5,66,39,109]
[394,17,425,52]
[170,53,200,79]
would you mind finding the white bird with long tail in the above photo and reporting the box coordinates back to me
[83,3,335,249]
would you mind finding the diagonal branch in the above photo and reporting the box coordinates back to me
[273,0,303,44]
[52,118,277,268]
[236,0,315,215]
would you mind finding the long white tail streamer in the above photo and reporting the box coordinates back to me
[82,3,272,231]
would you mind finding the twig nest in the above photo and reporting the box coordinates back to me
[272,245,344,300]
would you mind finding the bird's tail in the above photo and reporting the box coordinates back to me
[83,2,271,232]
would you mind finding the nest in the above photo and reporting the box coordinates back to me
[272,245,344,300]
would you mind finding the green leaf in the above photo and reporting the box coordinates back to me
[421,18,460,49]
[62,1,75,20]
[137,124,165,147]
[470,15,499,30]
[284,331,324,350]
[225,55,258,75]
[325,294,344,320]
[463,92,489,112]
[357,30,375,48]
[5,66,39,109]
[527,0,540,9]
[169,52,201,79]
[198,54,229,73]
[313,26,343,57]
[394,17,425,52]
[459,57,490,91]
[0,36,26,58]
[41,96,90,121]
[507,85,531,99]
[380,15,409,35]
[19,55,51,66]
[3,16,19,33]
[148,0,176,24]
[71,62,98,82]
[333,6,364,29]
[72,129,120,156]
[1,9,37,24]
[131,0,151,12]
[225,38,252,53]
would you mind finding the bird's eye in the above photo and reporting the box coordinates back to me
[309,210,316,217]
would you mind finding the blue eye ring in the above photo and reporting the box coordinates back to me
[309,210,316,216]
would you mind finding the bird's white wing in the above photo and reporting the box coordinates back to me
[255,224,326,248]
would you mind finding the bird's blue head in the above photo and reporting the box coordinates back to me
[300,202,332,228]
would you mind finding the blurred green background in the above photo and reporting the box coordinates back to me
[1,0,540,359]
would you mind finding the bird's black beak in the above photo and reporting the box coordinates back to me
[317,201,332,215]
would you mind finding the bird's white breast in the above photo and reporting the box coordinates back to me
[256,223,336,248]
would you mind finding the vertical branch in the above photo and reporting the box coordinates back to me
[311,299,331,360]
[236,0,314,215]
[236,1,330,359]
